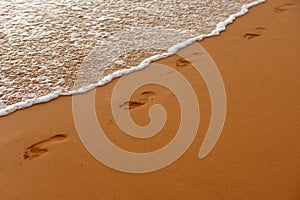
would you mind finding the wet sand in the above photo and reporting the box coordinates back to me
[0,0,299,199]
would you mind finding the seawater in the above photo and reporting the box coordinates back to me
[0,0,264,116]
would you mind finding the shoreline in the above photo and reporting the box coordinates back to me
[1,0,299,199]
[0,0,265,117]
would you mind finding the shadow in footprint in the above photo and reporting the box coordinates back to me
[23,134,68,160]
[274,3,294,13]
[176,58,190,68]
[120,101,146,110]
[119,91,157,110]
[243,27,267,40]
[140,91,156,100]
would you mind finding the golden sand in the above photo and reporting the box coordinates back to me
[0,0,299,199]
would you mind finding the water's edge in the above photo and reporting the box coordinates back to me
[0,0,265,117]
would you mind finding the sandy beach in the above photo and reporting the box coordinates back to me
[0,0,299,199]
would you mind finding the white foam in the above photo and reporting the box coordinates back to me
[0,0,265,116]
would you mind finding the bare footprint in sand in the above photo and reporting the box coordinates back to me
[274,3,294,13]
[140,91,156,100]
[120,101,146,110]
[243,27,266,40]
[176,58,190,68]
[119,91,156,110]
[23,134,68,160]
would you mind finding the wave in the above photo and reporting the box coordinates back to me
[0,0,265,116]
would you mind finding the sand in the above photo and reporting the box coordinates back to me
[0,0,299,199]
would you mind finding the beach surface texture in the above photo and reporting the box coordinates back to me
[0,0,299,199]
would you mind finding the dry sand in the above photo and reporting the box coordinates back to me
[0,0,299,199]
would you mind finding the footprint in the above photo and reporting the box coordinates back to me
[140,91,156,100]
[119,101,146,110]
[119,91,157,110]
[274,3,294,13]
[243,27,266,40]
[23,134,68,160]
[176,58,190,68]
